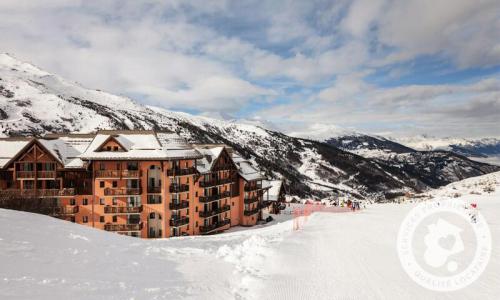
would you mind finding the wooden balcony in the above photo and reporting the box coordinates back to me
[104,222,143,232]
[104,206,143,214]
[199,204,230,218]
[213,163,234,171]
[0,188,75,198]
[169,201,189,210]
[147,186,162,194]
[244,196,260,204]
[199,177,232,188]
[169,184,189,193]
[170,217,189,227]
[166,167,197,177]
[36,171,57,178]
[16,171,35,179]
[200,219,231,234]
[244,184,264,192]
[51,205,79,215]
[198,191,231,203]
[104,187,141,196]
[95,170,141,178]
[244,207,260,216]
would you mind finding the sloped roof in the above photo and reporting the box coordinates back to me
[232,153,267,182]
[80,132,202,160]
[194,146,225,174]
[0,139,32,168]
[263,180,284,201]
[38,136,94,169]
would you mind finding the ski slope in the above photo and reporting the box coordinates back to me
[1,173,499,299]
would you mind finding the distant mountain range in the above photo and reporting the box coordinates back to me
[1,53,499,201]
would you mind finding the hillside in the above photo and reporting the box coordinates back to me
[1,53,499,200]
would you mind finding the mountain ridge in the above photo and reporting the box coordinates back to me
[1,53,499,200]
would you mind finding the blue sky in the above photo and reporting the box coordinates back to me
[0,0,499,138]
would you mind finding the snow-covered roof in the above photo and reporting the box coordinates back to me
[194,146,225,174]
[38,136,94,169]
[232,153,267,182]
[263,180,284,201]
[0,139,32,168]
[80,131,202,161]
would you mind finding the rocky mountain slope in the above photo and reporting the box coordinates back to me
[1,53,498,200]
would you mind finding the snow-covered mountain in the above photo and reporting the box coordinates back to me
[1,53,499,200]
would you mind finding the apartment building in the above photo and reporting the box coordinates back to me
[0,130,273,238]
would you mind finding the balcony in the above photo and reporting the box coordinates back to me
[104,222,143,232]
[16,171,35,179]
[169,184,189,193]
[167,167,197,177]
[199,204,231,218]
[147,186,162,194]
[244,196,260,204]
[213,163,233,171]
[51,205,79,215]
[95,170,141,178]
[104,187,141,196]
[169,201,189,210]
[199,191,231,203]
[200,219,231,234]
[244,207,260,216]
[199,177,232,188]
[37,171,57,178]
[104,206,143,214]
[36,188,75,197]
[170,217,189,227]
[244,184,263,192]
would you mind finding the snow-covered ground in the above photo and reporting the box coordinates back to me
[1,173,499,299]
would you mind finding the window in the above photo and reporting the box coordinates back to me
[83,216,88,223]
[195,191,198,197]
[112,181,117,188]
[83,198,88,205]
[106,146,111,151]
[100,198,105,205]
[112,216,117,222]
[185,162,188,168]
[149,212,155,219]
[70,217,76,223]
[70,198,76,205]
[232,202,234,206]
[100,216,105,223]
[113,146,118,151]
[117,163,121,170]
[100,181,104,188]
[158,214,162,220]
[195,221,198,227]
[112,198,117,205]
[195,206,198,212]
[99,163,105,170]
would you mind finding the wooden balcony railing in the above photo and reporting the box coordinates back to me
[169,201,189,210]
[169,217,189,227]
[166,167,197,177]
[104,206,143,214]
[104,222,143,232]
[200,219,231,234]
[51,205,79,215]
[244,196,260,204]
[244,184,263,192]
[16,171,35,178]
[169,184,189,193]
[198,191,231,203]
[147,186,161,194]
[199,177,232,188]
[213,163,233,171]
[199,204,231,218]
[244,207,260,216]
[36,171,57,178]
[104,188,141,196]
[95,170,141,178]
